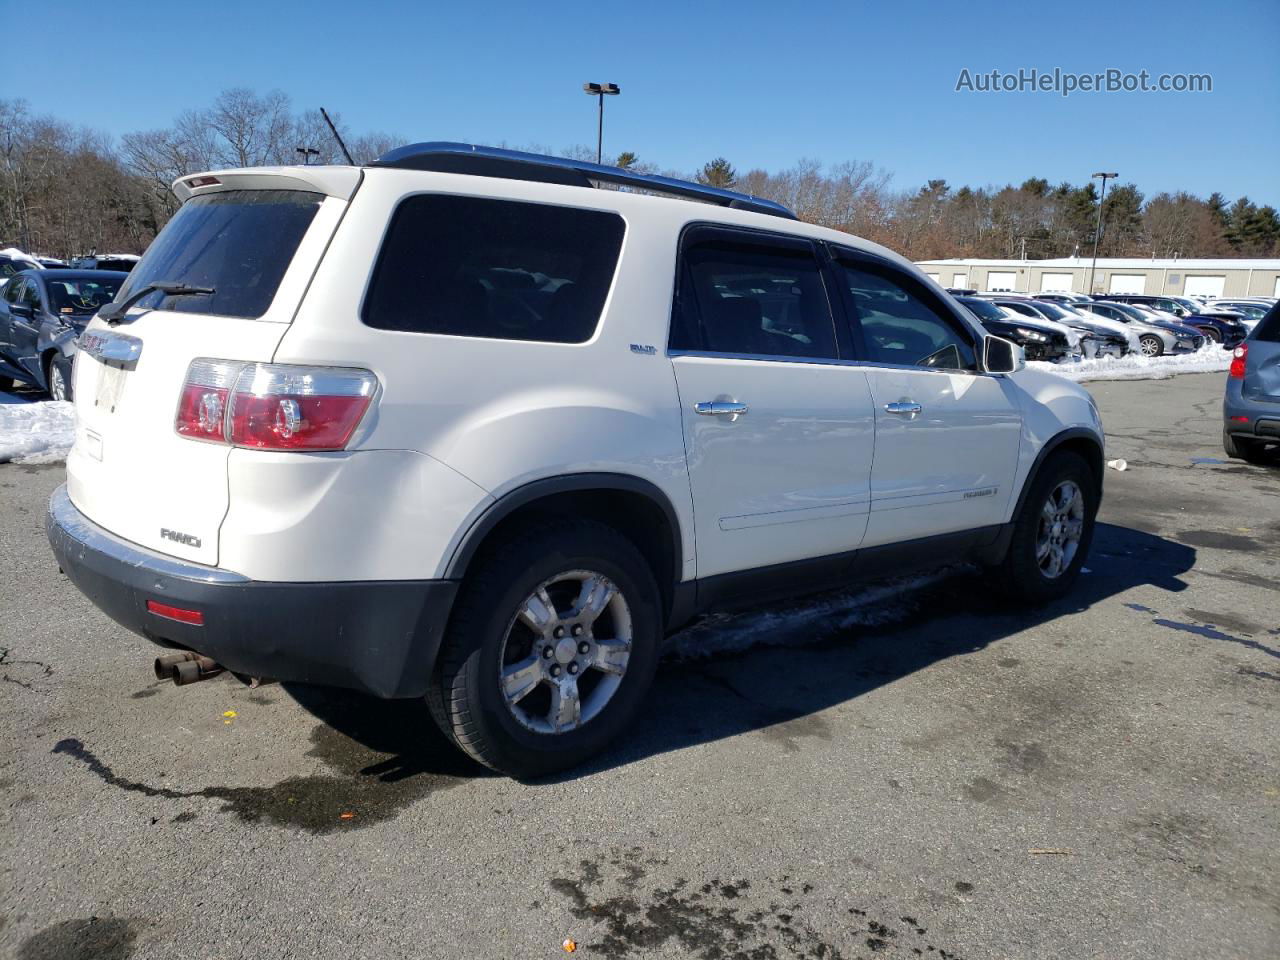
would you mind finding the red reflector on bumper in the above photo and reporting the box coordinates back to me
[1230,416,1250,423]
[146,601,205,625]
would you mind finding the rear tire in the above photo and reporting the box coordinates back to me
[1203,327,1222,344]
[1138,334,1163,357]
[992,451,1097,604]
[1223,428,1274,465]
[47,355,73,402]
[428,518,662,778]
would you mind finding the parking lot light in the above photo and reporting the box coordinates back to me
[582,82,621,165]
[1088,172,1119,294]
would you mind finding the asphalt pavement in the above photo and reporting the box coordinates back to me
[1,370,1276,960]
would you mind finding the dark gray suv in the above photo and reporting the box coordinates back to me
[1223,302,1280,464]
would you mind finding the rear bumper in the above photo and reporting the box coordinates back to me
[1223,381,1280,439]
[46,484,458,698]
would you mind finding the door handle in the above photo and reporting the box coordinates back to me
[694,400,748,420]
[884,401,922,416]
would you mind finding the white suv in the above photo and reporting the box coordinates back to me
[47,144,1105,776]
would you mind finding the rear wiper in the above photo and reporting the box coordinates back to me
[99,281,215,324]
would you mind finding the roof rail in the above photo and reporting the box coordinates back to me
[370,142,797,220]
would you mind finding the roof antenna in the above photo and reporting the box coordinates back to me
[320,107,355,165]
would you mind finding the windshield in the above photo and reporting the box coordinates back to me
[47,276,124,314]
[1030,301,1073,320]
[1171,297,1201,314]
[118,189,322,319]
[958,297,1006,322]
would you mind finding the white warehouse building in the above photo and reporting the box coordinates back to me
[914,257,1280,299]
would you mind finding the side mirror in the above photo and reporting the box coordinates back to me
[983,335,1024,374]
[9,302,32,318]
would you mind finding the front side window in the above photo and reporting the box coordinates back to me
[3,278,24,303]
[119,189,323,320]
[840,262,977,371]
[362,194,625,344]
[671,229,838,360]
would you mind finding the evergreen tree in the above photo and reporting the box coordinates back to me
[697,157,738,189]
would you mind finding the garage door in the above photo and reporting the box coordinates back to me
[987,271,1017,291]
[1274,277,1280,297]
[952,273,968,288]
[1184,275,1225,298]
[926,273,941,283]
[1108,274,1146,294]
[1040,272,1074,292]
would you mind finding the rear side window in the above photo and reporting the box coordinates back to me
[362,195,625,344]
[670,228,839,360]
[120,190,322,319]
[1254,303,1280,342]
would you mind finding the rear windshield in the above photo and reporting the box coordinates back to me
[958,297,1005,322]
[1253,303,1280,342]
[48,276,124,314]
[118,189,322,319]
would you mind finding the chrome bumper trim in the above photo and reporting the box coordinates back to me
[47,484,248,584]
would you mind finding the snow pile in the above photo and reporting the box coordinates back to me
[0,396,75,464]
[666,570,951,660]
[1028,343,1232,383]
[0,246,41,266]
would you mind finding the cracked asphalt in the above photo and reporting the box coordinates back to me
[1,370,1277,960]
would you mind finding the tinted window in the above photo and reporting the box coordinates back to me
[672,231,838,360]
[119,189,322,319]
[841,263,976,370]
[363,195,624,344]
[46,276,124,314]
[4,278,26,304]
[957,297,1006,323]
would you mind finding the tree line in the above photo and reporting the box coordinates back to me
[2,90,1276,261]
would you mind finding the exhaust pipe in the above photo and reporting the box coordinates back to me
[154,652,223,685]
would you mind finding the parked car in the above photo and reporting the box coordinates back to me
[1223,302,1279,464]
[0,252,40,288]
[0,269,127,399]
[993,298,1131,358]
[1206,300,1270,330]
[69,254,140,272]
[954,295,1076,361]
[1098,294,1247,346]
[1036,292,1094,305]
[1072,300,1202,356]
[46,143,1106,777]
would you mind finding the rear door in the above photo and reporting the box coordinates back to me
[1244,306,1280,403]
[830,251,1022,547]
[67,176,357,566]
[9,278,43,377]
[669,225,875,579]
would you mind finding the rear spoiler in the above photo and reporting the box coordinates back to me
[171,166,363,203]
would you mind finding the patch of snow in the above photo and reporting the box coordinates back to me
[665,570,953,660]
[1027,343,1231,383]
[0,246,42,266]
[0,398,75,464]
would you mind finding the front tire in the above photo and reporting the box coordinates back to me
[428,518,662,778]
[1138,334,1163,357]
[0,374,12,392]
[993,451,1097,604]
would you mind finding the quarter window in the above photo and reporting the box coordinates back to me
[670,229,839,360]
[838,262,977,371]
[362,194,625,344]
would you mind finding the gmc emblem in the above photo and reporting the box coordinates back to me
[160,528,202,548]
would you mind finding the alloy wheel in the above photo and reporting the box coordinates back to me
[50,365,68,401]
[1139,336,1161,357]
[498,569,632,734]
[1036,481,1085,579]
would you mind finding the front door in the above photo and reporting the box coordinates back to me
[830,253,1023,546]
[669,226,875,579]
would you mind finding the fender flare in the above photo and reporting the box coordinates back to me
[443,472,686,582]
[1011,427,1104,520]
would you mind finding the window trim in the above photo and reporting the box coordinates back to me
[359,190,627,346]
[826,245,986,375]
[666,221,850,364]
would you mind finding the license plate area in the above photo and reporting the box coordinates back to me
[93,360,129,413]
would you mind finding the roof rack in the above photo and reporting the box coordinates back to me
[370,142,797,220]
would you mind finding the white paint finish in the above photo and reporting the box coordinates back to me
[1108,274,1147,294]
[1273,277,1280,297]
[1040,272,1075,292]
[1183,275,1226,298]
[987,271,1017,291]
[952,273,968,288]
[670,355,874,578]
[861,369,1022,546]
[926,273,941,283]
[219,448,491,581]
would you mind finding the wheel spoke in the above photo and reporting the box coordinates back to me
[518,588,557,633]
[501,656,543,704]
[549,678,581,731]
[1036,537,1052,562]
[575,575,616,625]
[592,638,631,676]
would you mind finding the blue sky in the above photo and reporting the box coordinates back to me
[8,0,1279,202]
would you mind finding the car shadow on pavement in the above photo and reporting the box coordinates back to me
[286,522,1194,784]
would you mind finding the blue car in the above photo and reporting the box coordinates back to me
[1224,302,1280,464]
[0,269,127,400]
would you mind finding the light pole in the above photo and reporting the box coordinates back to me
[1087,172,1119,295]
[295,146,320,165]
[582,83,620,164]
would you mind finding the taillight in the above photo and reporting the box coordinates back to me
[176,360,377,451]
[1229,343,1248,379]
